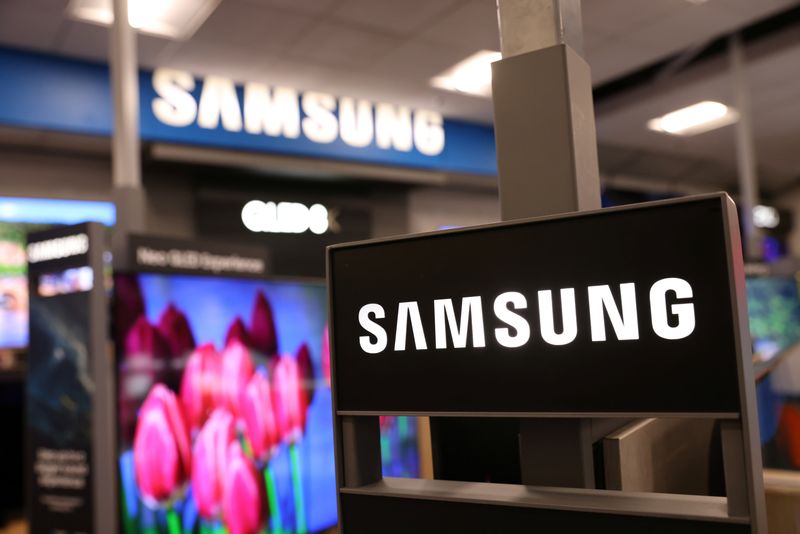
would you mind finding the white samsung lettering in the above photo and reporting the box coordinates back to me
[394,301,427,351]
[494,292,530,348]
[538,288,578,346]
[355,278,696,355]
[359,304,387,355]
[27,234,90,264]
[243,84,300,138]
[588,283,639,341]
[151,69,445,155]
[301,91,338,144]
[339,97,374,148]
[375,103,413,152]
[434,297,485,349]
[197,76,242,131]
[649,277,696,340]
[152,68,197,127]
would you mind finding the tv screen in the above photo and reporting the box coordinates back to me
[0,222,47,349]
[115,272,338,534]
[747,275,800,362]
[746,275,800,470]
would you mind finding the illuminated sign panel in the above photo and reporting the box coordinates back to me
[328,194,750,415]
[151,68,445,156]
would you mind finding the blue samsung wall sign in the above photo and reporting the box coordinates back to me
[0,47,497,177]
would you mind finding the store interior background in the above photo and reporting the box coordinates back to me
[1,0,800,532]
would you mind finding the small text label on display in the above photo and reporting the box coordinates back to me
[27,233,89,264]
[357,278,696,354]
[152,68,446,156]
[241,200,334,235]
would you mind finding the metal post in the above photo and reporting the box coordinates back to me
[110,0,146,267]
[495,0,604,488]
[729,34,761,262]
[493,0,600,219]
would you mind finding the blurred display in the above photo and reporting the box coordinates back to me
[747,275,800,470]
[0,198,115,350]
[115,272,419,534]
[746,276,800,362]
[0,222,46,348]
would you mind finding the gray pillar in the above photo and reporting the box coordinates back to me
[110,0,146,267]
[729,34,761,261]
[493,0,605,488]
[493,0,600,220]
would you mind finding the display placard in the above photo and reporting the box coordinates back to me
[26,223,114,534]
[328,194,747,416]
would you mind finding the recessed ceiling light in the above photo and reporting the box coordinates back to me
[66,0,221,41]
[646,101,739,136]
[431,50,502,98]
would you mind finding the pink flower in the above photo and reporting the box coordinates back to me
[250,291,278,357]
[192,409,235,520]
[133,384,191,504]
[157,304,196,356]
[223,441,268,534]
[124,316,170,359]
[180,344,223,432]
[241,369,280,462]
[296,342,316,403]
[271,355,309,443]
[220,341,255,418]
[225,317,253,349]
[322,325,331,386]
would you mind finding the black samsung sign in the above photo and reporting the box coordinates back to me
[328,194,749,416]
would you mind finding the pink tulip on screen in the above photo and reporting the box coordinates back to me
[221,341,255,418]
[223,441,268,534]
[250,291,278,357]
[225,317,253,349]
[271,355,309,443]
[322,325,331,386]
[125,316,171,359]
[241,369,280,462]
[133,384,191,504]
[180,344,223,431]
[157,303,196,356]
[192,408,236,520]
[296,342,316,403]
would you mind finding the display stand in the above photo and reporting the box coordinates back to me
[25,223,115,534]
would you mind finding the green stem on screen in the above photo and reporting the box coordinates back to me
[119,481,136,534]
[166,507,182,534]
[265,464,284,534]
[289,443,307,534]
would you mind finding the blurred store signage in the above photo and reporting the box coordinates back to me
[241,200,334,235]
[152,68,445,156]
[128,235,268,277]
[26,233,89,264]
[0,47,498,176]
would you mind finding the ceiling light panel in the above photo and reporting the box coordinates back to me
[647,101,739,136]
[67,0,221,41]
[431,50,502,98]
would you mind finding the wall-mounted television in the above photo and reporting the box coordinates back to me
[114,272,419,534]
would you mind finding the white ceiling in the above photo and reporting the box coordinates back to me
[0,0,798,193]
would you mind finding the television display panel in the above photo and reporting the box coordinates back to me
[747,275,800,470]
[115,272,340,534]
[0,222,47,348]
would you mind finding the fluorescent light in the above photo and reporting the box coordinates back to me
[647,101,739,136]
[66,0,221,40]
[753,205,780,229]
[0,197,116,225]
[431,50,502,98]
